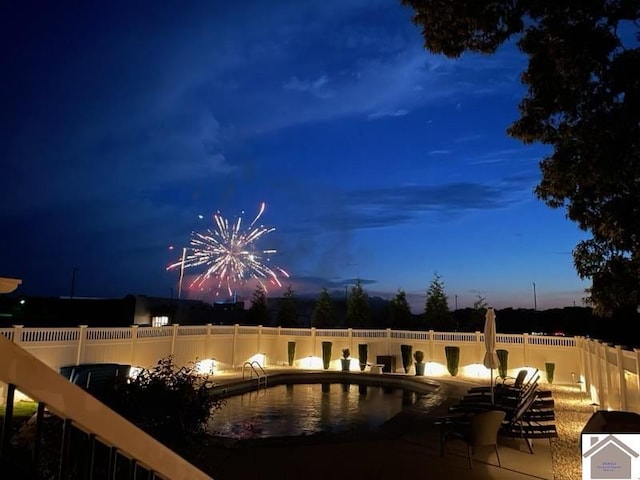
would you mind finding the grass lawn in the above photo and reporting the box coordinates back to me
[0,400,38,421]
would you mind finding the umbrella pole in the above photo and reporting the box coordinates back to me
[490,368,494,405]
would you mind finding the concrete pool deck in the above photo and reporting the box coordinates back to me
[189,369,567,480]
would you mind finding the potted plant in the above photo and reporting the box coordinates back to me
[413,350,425,376]
[445,346,460,377]
[358,343,368,371]
[321,341,332,370]
[341,348,351,371]
[287,341,296,367]
[545,362,555,384]
[400,344,413,373]
[497,349,509,379]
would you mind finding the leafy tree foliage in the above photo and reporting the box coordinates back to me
[246,284,270,325]
[346,280,371,327]
[473,294,488,311]
[311,287,335,328]
[472,293,489,326]
[104,356,225,447]
[388,289,413,328]
[424,273,451,329]
[277,285,298,327]
[403,0,640,315]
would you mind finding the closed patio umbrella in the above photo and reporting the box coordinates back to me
[483,307,500,404]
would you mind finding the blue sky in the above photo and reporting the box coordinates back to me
[0,1,590,312]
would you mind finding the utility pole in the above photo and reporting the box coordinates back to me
[532,282,537,334]
[70,268,78,300]
[178,247,187,299]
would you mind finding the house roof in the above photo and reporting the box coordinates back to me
[583,434,640,458]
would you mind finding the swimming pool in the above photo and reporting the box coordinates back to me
[208,379,440,440]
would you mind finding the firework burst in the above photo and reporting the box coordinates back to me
[167,202,289,297]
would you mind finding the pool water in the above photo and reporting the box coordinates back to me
[208,382,434,439]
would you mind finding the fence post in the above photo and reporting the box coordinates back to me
[76,325,88,365]
[12,325,23,345]
[205,324,212,358]
[576,337,586,392]
[615,345,627,411]
[128,325,139,366]
[635,348,640,412]
[170,324,179,356]
[594,341,605,408]
[584,339,595,400]
[232,324,239,369]
[428,330,435,362]
[522,333,530,367]
[386,328,391,355]
[277,326,282,366]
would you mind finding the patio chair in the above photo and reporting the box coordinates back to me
[454,374,541,411]
[439,410,507,469]
[500,388,558,454]
[466,369,528,395]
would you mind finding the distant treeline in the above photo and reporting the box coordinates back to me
[1,294,636,349]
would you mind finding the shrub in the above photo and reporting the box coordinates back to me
[358,344,368,371]
[103,356,225,446]
[287,341,296,366]
[497,349,509,378]
[321,341,333,370]
[545,362,555,384]
[445,346,460,377]
[400,344,413,373]
[342,348,350,359]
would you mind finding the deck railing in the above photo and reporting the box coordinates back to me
[1,324,637,413]
[0,334,212,479]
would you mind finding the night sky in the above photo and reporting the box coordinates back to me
[1,1,589,311]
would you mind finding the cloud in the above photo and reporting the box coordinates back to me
[331,180,530,230]
[367,109,409,120]
[428,149,451,155]
[283,74,332,98]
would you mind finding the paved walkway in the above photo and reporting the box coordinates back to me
[186,371,556,480]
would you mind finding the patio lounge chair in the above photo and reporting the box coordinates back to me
[438,410,507,468]
[453,374,541,411]
[500,389,558,454]
[466,369,529,394]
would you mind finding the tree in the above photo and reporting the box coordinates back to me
[388,289,413,328]
[311,287,335,328]
[424,273,451,329]
[345,280,371,327]
[402,0,640,316]
[472,293,489,329]
[473,294,488,311]
[246,284,270,325]
[277,285,298,327]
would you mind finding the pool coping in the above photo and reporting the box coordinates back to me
[211,370,441,398]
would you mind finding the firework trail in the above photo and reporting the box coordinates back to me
[167,203,289,297]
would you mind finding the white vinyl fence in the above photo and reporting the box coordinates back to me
[1,324,637,413]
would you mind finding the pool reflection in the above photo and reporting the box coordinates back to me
[208,382,425,440]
